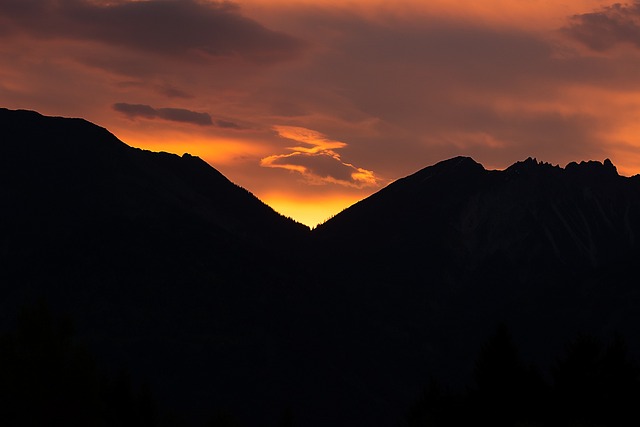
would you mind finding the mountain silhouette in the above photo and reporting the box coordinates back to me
[1,107,309,297]
[311,155,640,421]
[0,108,310,426]
[317,154,640,290]
[316,155,638,272]
[2,108,640,426]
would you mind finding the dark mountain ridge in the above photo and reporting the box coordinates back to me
[3,108,640,426]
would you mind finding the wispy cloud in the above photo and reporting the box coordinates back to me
[261,126,381,188]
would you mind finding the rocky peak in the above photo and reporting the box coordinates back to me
[565,159,619,180]
[505,157,560,178]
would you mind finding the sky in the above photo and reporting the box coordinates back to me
[2,0,640,227]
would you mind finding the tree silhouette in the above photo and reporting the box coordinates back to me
[552,334,640,426]
[0,302,166,427]
[407,377,468,427]
[101,367,161,427]
[469,323,547,427]
[409,326,640,427]
[208,408,244,427]
[278,407,294,427]
[0,301,102,426]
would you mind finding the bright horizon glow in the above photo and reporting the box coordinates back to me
[261,192,365,228]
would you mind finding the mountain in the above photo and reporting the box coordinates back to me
[312,155,640,406]
[316,155,640,274]
[0,108,311,425]
[1,107,309,292]
[3,108,640,426]
[0,107,307,243]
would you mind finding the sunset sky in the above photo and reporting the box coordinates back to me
[2,0,640,227]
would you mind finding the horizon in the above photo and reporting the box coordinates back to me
[2,0,640,226]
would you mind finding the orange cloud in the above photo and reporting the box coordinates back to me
[260,126,381,188]
[113,127,269,166]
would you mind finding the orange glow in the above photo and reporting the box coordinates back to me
[113,128,269,165]
[260,192,366,228]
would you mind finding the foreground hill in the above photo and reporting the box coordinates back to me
[3,108,640,426]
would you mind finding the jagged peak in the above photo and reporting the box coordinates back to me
[505,157,560,175]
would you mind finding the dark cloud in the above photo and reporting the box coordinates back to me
[563,2,640,51]
[216,120,244,129]
[113,103,212,126]
[113,102,246,129]
[0,0,305,62]
[113,103,158,119]
[157,107,213,126]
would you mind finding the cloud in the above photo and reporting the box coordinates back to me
[113,103,214,126]
[216,119,244,129]
[563,2,640,51]
[260,126,380,188]
[0,0,305,62]
[113,103,248,129]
